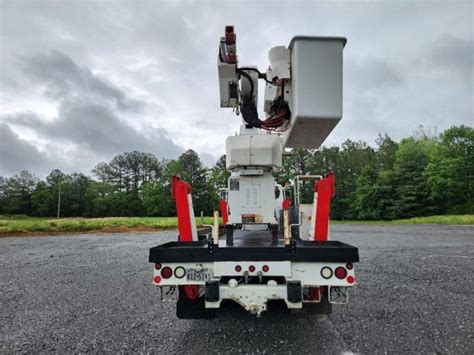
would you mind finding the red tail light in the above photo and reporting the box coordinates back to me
[335,267,347,279]
[235,265,242,272]
[153,275,162,284]
[347,275,355,284]
[262,265,269,272]
[346,263,353,270]
[154,263,162,270]
[248,265,256,272]
[161,266,173,279]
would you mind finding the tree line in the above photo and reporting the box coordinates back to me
[0,125,472,220]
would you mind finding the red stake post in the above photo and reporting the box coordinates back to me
[314,172,335,241]
[171,175,197,242]
[219,199,229,225]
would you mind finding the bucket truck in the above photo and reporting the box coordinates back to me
[149,26,359,318]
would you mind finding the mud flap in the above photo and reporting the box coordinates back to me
[176,286,217,319]
[287,280,302,303]
[305,287,332,315]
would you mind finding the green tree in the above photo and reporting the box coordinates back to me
[425,125,474,213]
[338,140,376,219]
[354,166,379,220]
[209,155,230,189]
[166,150,217,215]
[31,181,54,216]
[392,137,437,218]
[375,134,398,171]
[142,180,175,216]
[0,171,38,215]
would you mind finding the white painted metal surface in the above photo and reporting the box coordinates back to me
[298,204,313,240]
[217,60,237,108]
[284,36,346,149]
[227,171,277,224]
[268,46,291,79]
[187,194,198,241]
[153,260,355,315]
[154,261,355,287]
[213,261,291,277]
[226,133,282,170]
[206,284,301,316]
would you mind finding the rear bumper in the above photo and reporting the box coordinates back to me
[149,240,359,263]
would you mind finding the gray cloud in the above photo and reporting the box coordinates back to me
[0,0,472,175]
[0,123,53,176]
[5,101,182,158]
[21,50,142,111]
[1,51,183,176]
[425,34,473,75]
[347,57,403,91]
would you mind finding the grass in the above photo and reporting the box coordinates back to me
[0,215,220,235]
[331,214,474,225]
[390,215,474,225]
[0,214,472,236]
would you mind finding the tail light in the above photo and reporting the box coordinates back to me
[235,265,242,272]
[335,267,347,279]
[262,265,269,272]
[174,266,186,279]
[154,263,162,270]
[161,266,173,279]
[321,267,333,279]
[248,265,256,272]
[153,275,162,284]
[346,263,353,270]
[347,275,355,284]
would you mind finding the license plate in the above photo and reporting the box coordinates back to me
[186,269,212,281]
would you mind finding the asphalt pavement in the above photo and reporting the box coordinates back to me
[1,224,473,353]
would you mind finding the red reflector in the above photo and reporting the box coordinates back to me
[153,275,162,284]
[335,267,347,279]
[235,265,242,272]
[347,275,355,284]
[161,266,173,279]
[262,265,269,272]
[154,263,162,270]
[346,263,353,270]
[184,285,199,300]
[308,287,321,301]
[248,265,256,272]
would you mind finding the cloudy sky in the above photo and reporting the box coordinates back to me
[0,0,472,177]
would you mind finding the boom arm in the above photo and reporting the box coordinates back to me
[217,26,347,150]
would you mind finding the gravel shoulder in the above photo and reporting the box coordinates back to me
[0,224,473,353]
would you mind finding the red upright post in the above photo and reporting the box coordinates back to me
[171,175,196,242]
[219,199,229,225]
[314,172,335,241]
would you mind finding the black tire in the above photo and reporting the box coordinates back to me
[176,286,217,319]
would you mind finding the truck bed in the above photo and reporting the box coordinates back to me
[149,230,359,263]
